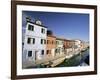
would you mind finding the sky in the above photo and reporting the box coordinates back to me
[22,11,89,42]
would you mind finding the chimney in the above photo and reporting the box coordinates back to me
[47,30,53,36]
[26,16,31,22]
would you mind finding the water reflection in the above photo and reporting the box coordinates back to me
[56,49,89,67]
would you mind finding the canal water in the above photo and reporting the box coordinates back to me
[56,49,89,67]
[26,49,89,68]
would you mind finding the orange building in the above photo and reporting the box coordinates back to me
[46,35,56,57]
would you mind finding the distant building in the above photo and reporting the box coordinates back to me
[81,41,89,50]
[64,39,75,55]
[74,39,82,50]
[22,18,47,68]
[55,38,64,56]
[64,40,71,52]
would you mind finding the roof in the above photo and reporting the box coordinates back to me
[56,37,65,41]
[27,21,47,28]
[47,35,56,38]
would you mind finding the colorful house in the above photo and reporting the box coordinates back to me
[55,38,64,56]
[74,39,82,51]
[22,18,47,68]
[64,39,75,55]
[46,35,56,58]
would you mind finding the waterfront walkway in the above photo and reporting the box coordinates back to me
[35,49,82,66]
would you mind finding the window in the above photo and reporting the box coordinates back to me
[55,49,58,53]
[47,40,51,44]
[27,37,35,44]
[55,48,60,53]
[28,51,32,57]
[33,38,35,44]
[47,50,51,54]
[41,39,46,44]
[28,24,34,31]
[56,41,59,45]
[41,50,44,55]
[52,41,54,44]
[44,40,46,44]
[41,39,43,44]
[22,42,24,45]
[41,28,45,33]
[47,50,49,54]
[27,38,31,44]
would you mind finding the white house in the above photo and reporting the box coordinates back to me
[22,18,47,68]
[55,38,64,56]
[74,39,82,51]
